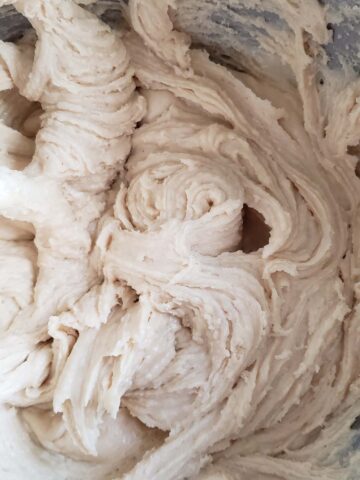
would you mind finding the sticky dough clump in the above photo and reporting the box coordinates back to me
[0,1,359,479]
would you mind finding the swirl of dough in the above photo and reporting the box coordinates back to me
[0,1,359,480]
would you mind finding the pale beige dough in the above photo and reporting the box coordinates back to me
[0,0,359,479]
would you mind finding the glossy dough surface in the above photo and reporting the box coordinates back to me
[0,1,359,479]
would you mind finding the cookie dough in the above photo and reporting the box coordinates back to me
[0,0,359,479]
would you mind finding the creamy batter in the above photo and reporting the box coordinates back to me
[0,0,359,479]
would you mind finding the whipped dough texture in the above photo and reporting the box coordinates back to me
[0,0,359,479]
